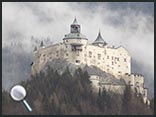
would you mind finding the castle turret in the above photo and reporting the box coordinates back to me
[92,30,107,47]
[63,18,88,45]
[70,17,80,33]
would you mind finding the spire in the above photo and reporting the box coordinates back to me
[72,17,78,24]
[93,30,107,46]
[70,17,80,33]
[95,30,104,42]
[97,29,102,39]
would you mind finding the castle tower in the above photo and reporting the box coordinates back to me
[92,30,107,47]
[63,18,88,65]
[70,17,80,33]
[63,18,88,45]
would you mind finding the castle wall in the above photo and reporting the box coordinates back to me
[86,45,131,77]
[32,43,66,74]
[90,75,100,92]
[123,74,144,87]
[63,38,88,45]
[90,75,125,94]
[122,73,146,97]
[100,84,125,94]
[32,42,131,78]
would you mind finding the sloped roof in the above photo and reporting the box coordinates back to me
[63,33,87,40]
[42,59,125,86]
[93,31,107,45]
[72,17,79,25]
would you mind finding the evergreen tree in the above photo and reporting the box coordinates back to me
[121,85,132,114]
[2,67,154,115]
[40,41,44,47]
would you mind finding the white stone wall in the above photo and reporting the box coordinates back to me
[122,73,147,99]
[89,75,125,94]
[86,45,131,77]
[32,41,131,77]
[63,38,88,45]
[90,75,100,92]
[32,43,65,74]
[101,84,125,94]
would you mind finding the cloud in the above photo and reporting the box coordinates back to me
[2,2,154,96]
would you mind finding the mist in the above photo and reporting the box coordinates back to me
[2,2,154,97]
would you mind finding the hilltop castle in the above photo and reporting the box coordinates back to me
[31,18,150,105]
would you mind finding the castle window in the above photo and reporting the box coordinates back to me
[89,51,92,57]
[112,56,114,60]
[76,60,80,63]
[118,65,120,67]
[107,56,109,59]
[117,58,119,61]
[112,62,114,65]
[104,50,106,54]
[124,58,127,62]
[98,54,101,60]
[66,53,68,56]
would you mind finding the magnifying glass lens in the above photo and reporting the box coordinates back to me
[10,85,32,112]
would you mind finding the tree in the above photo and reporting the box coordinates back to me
[40,41,44,47]
[121,85,133,114]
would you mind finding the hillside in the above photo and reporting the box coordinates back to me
[2,67,153,115]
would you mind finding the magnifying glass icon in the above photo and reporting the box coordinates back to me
[10,85,32,112]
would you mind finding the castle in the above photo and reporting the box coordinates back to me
[31,18,150,105]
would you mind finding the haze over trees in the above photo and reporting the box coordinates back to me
[2,67,153,115]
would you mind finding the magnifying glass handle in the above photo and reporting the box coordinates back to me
[23,100,32,112]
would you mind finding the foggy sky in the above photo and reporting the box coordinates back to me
[2,2,154,97]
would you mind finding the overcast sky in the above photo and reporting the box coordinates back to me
[2,2,154,96]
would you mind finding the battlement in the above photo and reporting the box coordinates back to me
[123,73,144,87]
[124,73,143,78]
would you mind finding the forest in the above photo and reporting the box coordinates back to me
[2,67,154,115]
